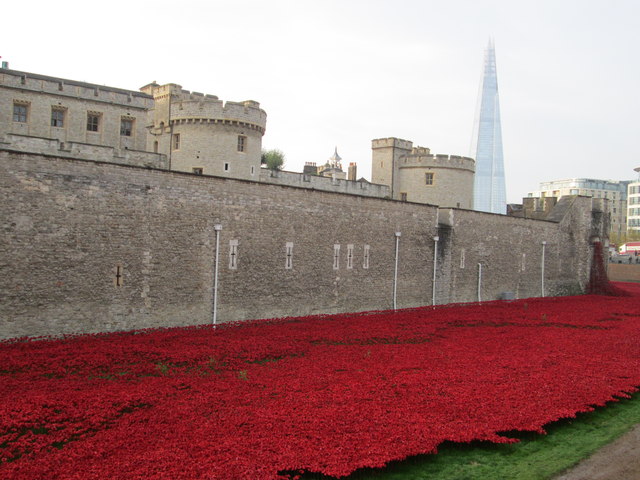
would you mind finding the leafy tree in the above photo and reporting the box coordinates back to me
[261,149,285,171]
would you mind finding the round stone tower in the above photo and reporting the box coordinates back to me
[372,138,475,208]
[141,82,267,180]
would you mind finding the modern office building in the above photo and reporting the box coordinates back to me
[528,178,630,236]
[627,167,640,233]
[470,39,507,214]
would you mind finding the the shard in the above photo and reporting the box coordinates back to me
[471,39,507,214]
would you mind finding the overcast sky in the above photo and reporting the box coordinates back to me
[4,0,639,202]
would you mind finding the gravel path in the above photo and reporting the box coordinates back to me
[552,424,640,480]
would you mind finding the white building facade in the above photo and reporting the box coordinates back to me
[627,167,640,233]
[528,178,631,237]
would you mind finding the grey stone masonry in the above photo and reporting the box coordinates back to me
[258,168,390,198]
[1,134,167,169]
[0,150,604,339]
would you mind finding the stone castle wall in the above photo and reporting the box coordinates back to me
[1,134,167,169]
[0,150,601,339]
[434,198,594,305]
[258,168,390,198]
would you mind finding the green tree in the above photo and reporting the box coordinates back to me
[261,149,285,171]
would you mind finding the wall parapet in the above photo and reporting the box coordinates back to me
[399,152,475,172]
[258,168,390,198]
[144,83,267,133]
[371,137,413,151]
[170,99,266,130]
[0,68,152,109]
[0,136,167,169]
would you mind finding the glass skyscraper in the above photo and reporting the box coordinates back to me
[471,39,507,214]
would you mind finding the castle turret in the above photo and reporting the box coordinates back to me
[371,138,413,197]
[371,137,475,208]
[143,83,267,180]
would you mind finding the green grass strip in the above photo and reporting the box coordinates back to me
[300,391,640,480]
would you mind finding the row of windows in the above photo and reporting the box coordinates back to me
[115,244,543,286]
[237,243,535,272]
[541,189,621,199]
[12,102,135,136]
[628,208,640,217]
[115,243,369,285]
[230,242,372,271]
[629,196,640,205]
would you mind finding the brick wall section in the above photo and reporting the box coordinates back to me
[0,151,602,339]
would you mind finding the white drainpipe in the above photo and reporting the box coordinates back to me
[213,224,222,325]
[477,263,482,302]
[393,231,401,309]
[541,241,547,297]
[432,236,439,305]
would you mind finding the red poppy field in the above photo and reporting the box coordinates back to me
[2,283,640,480]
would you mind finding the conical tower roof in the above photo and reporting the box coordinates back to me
[329,146,342,163]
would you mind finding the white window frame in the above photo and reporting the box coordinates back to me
[229,240,238,270]
[363,244,370,269]
[346,244,354,269]
[285,242,293,270]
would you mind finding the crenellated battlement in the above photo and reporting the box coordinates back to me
[1,69,153,110]
[371,137,413,151]
[144,82,266,132]
[399,150,475,172]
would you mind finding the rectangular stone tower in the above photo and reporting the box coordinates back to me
[371,137,413,199]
